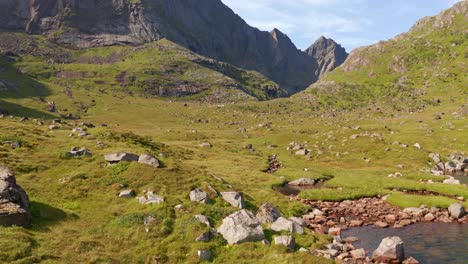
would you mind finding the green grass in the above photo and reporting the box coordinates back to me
[0,8,467,263]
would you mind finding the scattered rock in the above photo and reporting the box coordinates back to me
[194,214,211,227]
[217,210,265,245]
[271,217,304,234]
[197,249,211,261]
[374,221,389,228]
[137,191,164,205]
[195,232,211,242]
[199,142,212,148]
[372,236,405,264]
[448,203,465,219]
[49,125,59,130]
[138,154,160,168]
[288,178,315,186]
[0,167,31,227]
[328,227,341,236]
[221,191,245,209]
[119,190,136,198]
[68,147,92,157]
[274,235,296,250]
[189,188,210,204]
[424,213,435,221]
[295,148,309,155]
[104,152,139,165]
[350,248,366,260]
[256,203,281,224]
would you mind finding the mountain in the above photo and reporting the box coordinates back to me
[305,36,348,78]
[0,0,344,94]
[303,1,467,111]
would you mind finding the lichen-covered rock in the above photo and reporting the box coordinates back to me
[217,210,265,245]
[0,166,31,227]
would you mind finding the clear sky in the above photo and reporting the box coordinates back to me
[221,0,462,52]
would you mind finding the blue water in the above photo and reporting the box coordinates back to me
[342,223,468,264]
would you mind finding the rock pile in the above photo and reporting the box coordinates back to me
[300,197,468,233]
[0,167,31,227]
[429,153,467,176]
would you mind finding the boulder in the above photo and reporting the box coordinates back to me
[197,249,211,261]
[137,191,164,205]
[256,203,281,224]
[104,152,139,164]
[194,214,211,227]
[295,148,309,155]
[424,213,436,221]
[68,147,92,157]
[274,235,296,250]
[195,232,211,242]
[448,203,466,219]
[372,236,405,264]
[217,210,265,245]
[350,248,366,260]
[138,154,160,168]
[119,190,135,198]
[0,167,31,227]
[189,188,210,204]
[271,217,304,234]
[288,178,315,186]
[221,191,245,209]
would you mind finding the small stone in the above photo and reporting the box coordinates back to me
[194,214,211,227]
[328,227,341,236]
[374,221,389,228]
[448,203,466,219]
[350,248,366,260]
[197,249,211,261]
[195,232,211,242]
[119,190,135,198]
[199,142,212,148]
[403,256,420,264]
[424,213,435,221]
[189,188,210,204]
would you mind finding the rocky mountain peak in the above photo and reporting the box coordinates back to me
[305,36,348,78]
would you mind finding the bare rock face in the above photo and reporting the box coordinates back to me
[0,0,346,94]
[305,36,348,78]
[372,236,405,264]
[0,166,32,227]
[217,209,265,245]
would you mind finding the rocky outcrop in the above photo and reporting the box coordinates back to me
[0,166,31,227]
[217,209,265,245]
[0,0,348,94]
[305,36,348,78]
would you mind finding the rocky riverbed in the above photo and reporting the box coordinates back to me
[294,196,467,234]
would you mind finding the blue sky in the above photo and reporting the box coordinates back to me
[221,0,461,52]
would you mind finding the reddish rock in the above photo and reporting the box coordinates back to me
[385,214,397,223]
[424,213,435,222]
[350,220,364,227]
[403,256,420,264]
[328,227,341,236]
[374,221,389,228]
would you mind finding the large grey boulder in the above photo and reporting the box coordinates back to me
[271,217,304,234]
[104,152,139,164]
[448,203,466,219]
[217,209,265,245]
[221,191,245,209]
[256,203,281,224]
[0,167,31,227]
[189,188,210,204]
[372,236,405,264]
[138,154,160,168]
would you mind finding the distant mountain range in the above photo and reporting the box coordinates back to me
[0,0,348,95]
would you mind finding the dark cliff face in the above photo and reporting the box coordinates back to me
[305,36,348,78]
[0,0,347,94]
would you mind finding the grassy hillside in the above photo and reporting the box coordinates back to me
[303,2,467,111]
[0,3,467,263]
